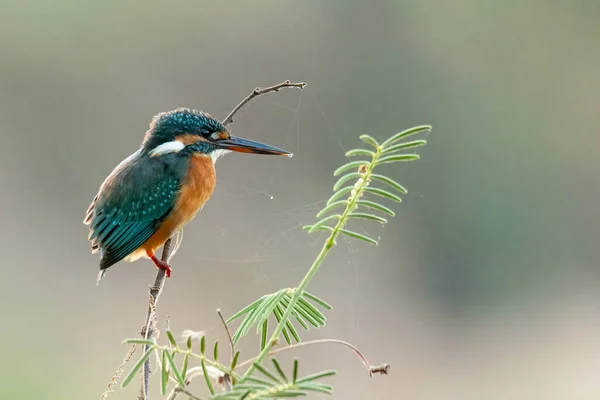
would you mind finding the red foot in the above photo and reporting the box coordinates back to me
[148,252,172,277]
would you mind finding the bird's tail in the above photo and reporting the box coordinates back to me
[97,269,107,286]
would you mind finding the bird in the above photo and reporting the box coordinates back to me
[84,107,291,283]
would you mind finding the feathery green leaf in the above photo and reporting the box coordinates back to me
[376,154,420,165]
[231,351,240,371]
[308,214,339,233]
[293,360,299,383]
[273,306,292,344]
[160,350,168,395]
[316,200,347,218]
[165,350,185,387]
[295,370,337,384]
[303,292,333,310]
[282,295,320,328]
[339,229,378,245]
[334,160,369,176]
[254,362,282,384]
[363,187,402,202]
[122,338,156,346]
[181,352,189,382]
[370,174,408,194]
[227,296,265,323]
[260,318,268,351]
[277,304,301,343]
[213,340,219,363]
[326,186,354,205]
[356,200,396,216]
[333,172,363,191]
[201,359,215,395]
[166,331,177,348]
[297,297,326,324]
[349,212,388,224]
[302,225,333,232]
[121,347,154,388]
[272,358,288,382]
[382,139,427,153]
[345,149,375,157]
[381,125,431,148]
[359,134,380,148]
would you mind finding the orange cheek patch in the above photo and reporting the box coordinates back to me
[217,131,230,140]
[175,134,205,145]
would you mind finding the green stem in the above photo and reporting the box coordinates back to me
[241,147,381,380]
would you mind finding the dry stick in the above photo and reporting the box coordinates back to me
[217,309,235,363]
[135,80,305,400]
[221,80,306,127]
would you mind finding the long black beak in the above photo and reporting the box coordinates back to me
[216,136,292,156]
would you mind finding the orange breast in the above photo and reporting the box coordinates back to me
[126,154,216,261]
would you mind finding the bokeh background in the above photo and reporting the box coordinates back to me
[1,1,599,399]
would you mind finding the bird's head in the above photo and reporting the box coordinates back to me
[142,108,292,162]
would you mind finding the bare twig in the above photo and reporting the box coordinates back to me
[217,309,235,363]
[138,238,172,400]
[237,338,388,377]
[221,80,306,127]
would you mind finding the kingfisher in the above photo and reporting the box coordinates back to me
[84,108,291,282]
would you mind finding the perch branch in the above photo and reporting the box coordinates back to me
[138,238,172,400]
[221,80,306,126]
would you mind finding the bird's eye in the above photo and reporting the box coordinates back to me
[199,129,210,135]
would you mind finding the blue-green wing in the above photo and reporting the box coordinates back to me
[84,151,182,270]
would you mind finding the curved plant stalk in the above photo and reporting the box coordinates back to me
[239,125,431,381]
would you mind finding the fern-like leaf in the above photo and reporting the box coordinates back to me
[213,359,335,400]
[348,212,387,224]
[333,160,368,176]
[333,172,362,191]
[359,134,380,148]
[363,187,402,202]
[345,149,375,157]
[339,229,378,245]
[228,290,330,345]
[381,125,431,148]
[376,153,420,165]
[382,139,427,153]
[370,174,407,194]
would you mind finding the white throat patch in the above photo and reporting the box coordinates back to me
[210,149,231,164]
[149,141,185,157]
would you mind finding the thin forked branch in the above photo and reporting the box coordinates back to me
[221,80,306,126]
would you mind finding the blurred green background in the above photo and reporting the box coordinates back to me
[1,1,599,399]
